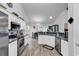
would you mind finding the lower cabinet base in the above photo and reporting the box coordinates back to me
[56,51,63,56]
[55,48,63,56]
[59,52,63,56]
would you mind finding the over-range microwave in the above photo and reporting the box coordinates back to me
[11,21,20,30]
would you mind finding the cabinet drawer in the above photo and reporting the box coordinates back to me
[9,40,17,56]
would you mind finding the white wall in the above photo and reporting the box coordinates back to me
[68,3,74,56]
[73,4,79,56]
[67,3,79,56]
[53,10,68,32]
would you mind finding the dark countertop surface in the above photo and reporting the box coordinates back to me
[9,34,27,44]
[38,32,57,36]
[56,35,68,42]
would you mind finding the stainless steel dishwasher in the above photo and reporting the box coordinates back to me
[55,36,61,55]
[0,11,8,56]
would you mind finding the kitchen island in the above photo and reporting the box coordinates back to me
[37,32,68,56]
[38,32,56,48]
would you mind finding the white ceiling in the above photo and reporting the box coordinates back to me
[21,3,68,24]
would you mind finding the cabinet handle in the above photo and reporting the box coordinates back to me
[75,43,79,47]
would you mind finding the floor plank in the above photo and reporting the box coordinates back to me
[21,39,60,56]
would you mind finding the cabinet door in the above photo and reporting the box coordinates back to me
[61,40,68,56]
[24,36,28,46]
[47,36,55,47]
[38,35,45,44]
[9,40,17,56]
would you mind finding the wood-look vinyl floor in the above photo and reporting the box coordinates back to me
[21,39,60,56]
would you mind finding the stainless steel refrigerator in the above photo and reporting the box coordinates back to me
[0,11,8,56]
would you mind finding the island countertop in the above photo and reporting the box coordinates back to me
[37,32,68,42]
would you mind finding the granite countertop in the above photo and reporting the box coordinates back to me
[56,34,68,42]
[38,32,57,36]
[9,34,29,44]
[38,32,68,42]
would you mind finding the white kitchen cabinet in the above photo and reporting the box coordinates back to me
[24,36,29,46]
[9,40,17,56]
[61,39,68,56]
[24,35,32,46]
[38,35,55,47]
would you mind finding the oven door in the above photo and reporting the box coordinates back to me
[19,38,24,47]
[18,37,24,56]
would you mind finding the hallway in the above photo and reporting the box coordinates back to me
[21,38,60,56]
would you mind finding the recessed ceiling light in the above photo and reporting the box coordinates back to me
[33,16,43,23]
[49,16,53,19]
[36,23,40,26]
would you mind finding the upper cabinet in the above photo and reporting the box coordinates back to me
[9,15,25,30]
[0,3,26,31]
[0,3,26,20]
[8,15,18,29]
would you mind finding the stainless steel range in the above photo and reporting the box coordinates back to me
[9,21,25,56]
[17,30,25,56]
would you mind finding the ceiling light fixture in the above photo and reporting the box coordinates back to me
[49,16,53,19]
[33,16,43,23]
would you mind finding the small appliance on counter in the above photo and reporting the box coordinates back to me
[11,22,20,30]
[47,24,59,33]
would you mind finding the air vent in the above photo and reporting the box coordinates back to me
[12,12,19,17]
[19,17,24,21]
